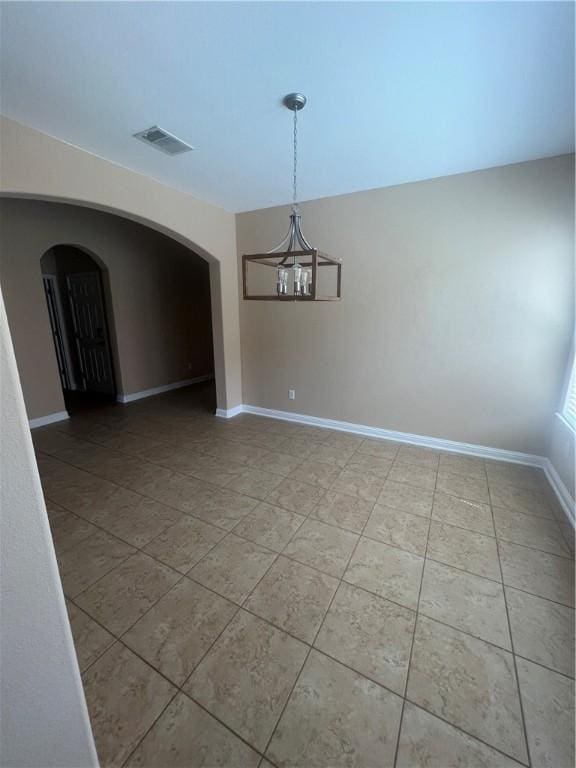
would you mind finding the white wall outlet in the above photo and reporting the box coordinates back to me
[288,389,296,400]
[187,363,193,371]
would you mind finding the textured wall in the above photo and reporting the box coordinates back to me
[0,286,97,767]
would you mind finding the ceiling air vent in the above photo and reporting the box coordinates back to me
[133,125,194,155]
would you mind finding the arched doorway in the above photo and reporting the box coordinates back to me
[0,197,219,421]
[40,244,118,410]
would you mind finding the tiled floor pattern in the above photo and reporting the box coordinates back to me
[33,385,575,767]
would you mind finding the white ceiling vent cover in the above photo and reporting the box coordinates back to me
[133,125,194,155]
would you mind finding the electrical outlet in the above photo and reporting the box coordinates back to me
[187,363,193,371]
[288,389,296,400]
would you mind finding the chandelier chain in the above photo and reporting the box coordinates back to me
[292,107,298,211]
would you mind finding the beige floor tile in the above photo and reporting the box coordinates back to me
[44,471,120,520]
[345,453,393,479]
[135,470,209,515]
[493,507,569,557]
[82,643,175,768]
[312,490,374,533]
[144,516,225,573]
[517,658,574,768]
[123,578,237,685]
[330,468,384,502]
[279,437,317,459]
[66,601,114,672]
[175,452,247,487]
[290,459,341,489]
[432,492,494,536]
[265,478,325,515]
[42,391,574,768]
[57,530,136,598]
[407,616,527,763]
[397,702,522,768]
[427,521,501,580]
[185,611,307,752]
[212,441,272,466]
[76,552,179,635]
[396,445,440,469]
[245,556,338,643]
[357,437,399,459]
[248,449,304,477]
[485,463,547,492]
[364,504,430,555]
[282,518,358,578]
[225,468,284,500]
[420,560,511,648]
[125,692,260,767]
[266,421,308,438]
[436,471,490,504]
[91,490,185,548]
[49,508,100,554]
[267,650,403,768]
[232,502,305,552]
[438,453,487,480]
[308,443,355,469]
[378,480,434,517]
[489,484,554,519]
[32,428,89,456]
[324,432,364,450]
[344,537,424,610]
[505,587,575,677]
[387,461,437,491]
[192,487,260,530]
[295,425,334,443]
[499,541,575,607]
[188,534,277,603]
[84,428,165,458]
[247,431,289,452]
[315,582,415,694]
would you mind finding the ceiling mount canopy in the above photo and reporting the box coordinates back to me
[242,93,342,302]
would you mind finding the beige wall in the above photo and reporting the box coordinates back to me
[0,116,241,409]
[237,155,575,455]
[0,199,214,419]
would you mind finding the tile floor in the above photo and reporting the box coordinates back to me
[33,384,575,768]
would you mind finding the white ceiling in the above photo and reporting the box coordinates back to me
[0,1,573,212]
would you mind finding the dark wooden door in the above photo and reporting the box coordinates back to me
[66,272,115,395]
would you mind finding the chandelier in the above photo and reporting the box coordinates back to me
[242,93,342,301]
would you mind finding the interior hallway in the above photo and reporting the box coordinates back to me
[33,383,575,768]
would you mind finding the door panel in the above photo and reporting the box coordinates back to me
[66,272,115,395]
[43,276,72,391]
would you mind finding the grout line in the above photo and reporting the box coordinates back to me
[488,482,533,768]
[393,455,436,768]
[259,440,384,760]
[118,689,180,768]
[401,696,531,767]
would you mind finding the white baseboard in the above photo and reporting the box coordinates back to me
[242,404,544,466]
[29,410,69,429]
[241,404,576,521]
[543,459,576,526]
[117,374,214,404]
[216,405,244,419]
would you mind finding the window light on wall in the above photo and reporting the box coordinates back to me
[561,354,576,430]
